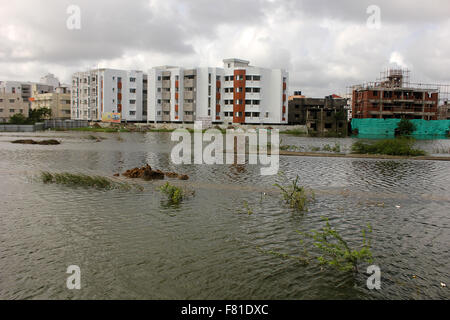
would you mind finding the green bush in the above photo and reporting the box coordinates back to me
[351,138,425,156]
[9,113,30,125]
[396,118,417,136]
[298,218,373,272]
[274,175,315,212]
[159,182,184,204]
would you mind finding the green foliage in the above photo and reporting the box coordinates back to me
[298,218,373,272]
[242,200,254,215]
[351,138,426,156]
[322,143,341,153]
[274,175,315,212]
[40,172,133,190]
[159,182,184,204]
[280,129,308,136]
[29,107,52,123]
[9,113,30,124]
[396,118,417,136]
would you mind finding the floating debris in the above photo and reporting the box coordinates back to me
[441,282,447,288]
[122,164,189,181]
[396,205,401,209]
[11,139,60,145]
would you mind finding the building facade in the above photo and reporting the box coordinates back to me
[0,81,33,122]
[288,94,348,135]
[352,69,439,120]
[71,69,147,122]
[147,59,288,125]
[31,86,72,120]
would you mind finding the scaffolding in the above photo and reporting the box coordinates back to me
[348,68,450,106]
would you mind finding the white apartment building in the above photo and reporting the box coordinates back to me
[71,69,147,122]
[148,59,288,125]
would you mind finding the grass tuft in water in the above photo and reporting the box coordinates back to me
[40,172,134,191]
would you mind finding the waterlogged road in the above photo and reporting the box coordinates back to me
[0,131,449,299]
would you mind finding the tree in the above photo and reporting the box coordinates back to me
[29,107,52,123]
[396,118,417,136]
[9,113,29,125]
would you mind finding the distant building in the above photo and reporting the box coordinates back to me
[351,69,439,120]
[0,93,30,123]
[71,69,147,122]
[148,59,288,124]
[31,86,72,120]
[40,73,60,88]
[288,94,348,136]
[0,81,34,122]
[438,101,450,120]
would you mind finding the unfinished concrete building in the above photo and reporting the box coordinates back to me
[288,93,348,136]
[351,69,439,120]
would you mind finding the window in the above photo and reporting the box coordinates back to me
[209,73,211,84]
[129,111,136,116]
[130,77,136,82]
[246,76,252,81]
[265,112,269,118]
[245,100,251,105]
[245,112,251,117]
[0,109,3,112]
[253,100,260,105]
[130,89,136,93]
[158,76,161,81]
[157,88,161,92]
[9,99,15,103]
[253,88,260,93]
[130,100,136,104]
[253,76,261,81]
[9,109,15,113]
[325,123,332,129]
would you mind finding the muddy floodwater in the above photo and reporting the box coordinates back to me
[0,131,449,300]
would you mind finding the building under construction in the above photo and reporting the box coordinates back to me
[351,69,441,120]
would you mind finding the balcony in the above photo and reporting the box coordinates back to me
[162,91,171,100]
[162,103,171,112]
[184,79,195,88]
[162,80,171,88]
[184,91,194,100]
[184,102,194,112]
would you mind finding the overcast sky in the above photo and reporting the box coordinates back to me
[1,0,449,97]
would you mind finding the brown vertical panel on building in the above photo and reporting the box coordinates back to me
[233,69,246,124]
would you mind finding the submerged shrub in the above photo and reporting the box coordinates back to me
[159,182,184,204]
[351,138,425,156]
[274,175,315,212]
[298,218,373,273]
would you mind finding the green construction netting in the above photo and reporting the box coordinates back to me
[351,119,450,137]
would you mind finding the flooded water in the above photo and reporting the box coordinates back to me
[0,131,449,300]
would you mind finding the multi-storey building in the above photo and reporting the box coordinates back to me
[147,58,288,124]
[0,81,41,122]
[71,69,147,122]
[31,86,72,120]
[352,69,439,120]
[288,94,348,135]
[147,66,223,123]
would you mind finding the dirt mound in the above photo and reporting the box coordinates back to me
[11,139,60,145]
[122,164,189,181]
